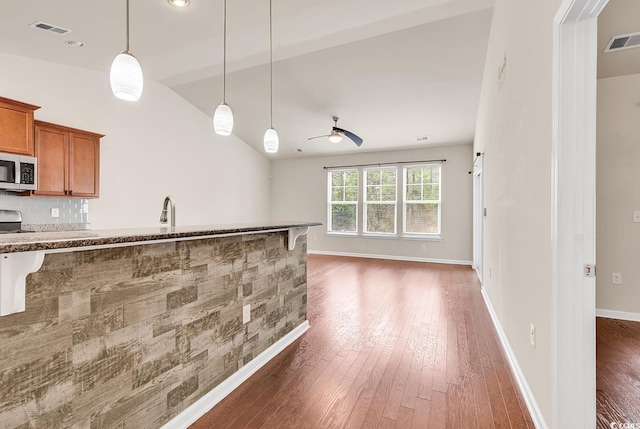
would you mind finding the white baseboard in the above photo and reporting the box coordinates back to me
[596,308,640,322]
[162,320,310,429]
[307,250,472,266]
[480,288,547,429]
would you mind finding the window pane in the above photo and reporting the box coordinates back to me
[366,204,395,233]
[331,204,357,232]
[381,185,396,201]
[423,184,440,200]
[331,187,343,202]
[345,186,358,201]
[331,171,344,186]
[406,168,421,185]
[405,203,439,234]
[345,171,358,186]
[406,184,421,201]
[366,185,380,201]
[431,167,440,183]
[381,169,396,185]
[366,170,380,185]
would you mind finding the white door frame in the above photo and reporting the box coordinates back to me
[472,154,484,282]
[553,0,607,426]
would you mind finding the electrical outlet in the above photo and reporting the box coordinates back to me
[530,323,536,348]
[51,208,59,218]
[612,273,622,285]
[421,244,426,250]
[243,304,251,324]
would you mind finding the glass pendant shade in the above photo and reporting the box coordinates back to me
[110,52,143,101]
[213,103,234,135]
[329,131,342,143]
[263,127,279,153]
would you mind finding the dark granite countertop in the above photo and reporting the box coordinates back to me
[0,221,322,254]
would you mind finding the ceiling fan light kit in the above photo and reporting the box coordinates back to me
[213,0,234,136]
[328,130,342,143]
[110,0,143,101]
[168,0,189,7]
[308,116,363,147]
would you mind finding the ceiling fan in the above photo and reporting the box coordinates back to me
[308,116,363,147]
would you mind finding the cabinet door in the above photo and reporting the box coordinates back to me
[0,98,39,156]
[34,124,68,196]
[69,132,99,197]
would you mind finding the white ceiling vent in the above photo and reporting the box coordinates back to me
[604,32,640,53]
[29,21,72,35]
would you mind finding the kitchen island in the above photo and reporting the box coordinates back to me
[0,221,320,429]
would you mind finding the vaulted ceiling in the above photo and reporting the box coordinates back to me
[0,0,494,158]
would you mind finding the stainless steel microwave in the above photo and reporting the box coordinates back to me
[0,152,36,191]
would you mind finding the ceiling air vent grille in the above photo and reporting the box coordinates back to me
[29,21,72,35]
[604,32,640,53]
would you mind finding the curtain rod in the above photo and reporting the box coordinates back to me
[468,152,484,174]
[323,159,446,170]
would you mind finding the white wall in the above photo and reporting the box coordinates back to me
[473,0,561,425]
[0,52,270,229]
[596,73,640,316]
[271,144,473,263]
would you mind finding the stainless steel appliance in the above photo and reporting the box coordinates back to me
[0,152,37,191]
[0,210,31,233]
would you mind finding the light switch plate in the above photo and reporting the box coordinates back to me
[51,208,59,218]
[634,211,640,223]
[612,273,622,285]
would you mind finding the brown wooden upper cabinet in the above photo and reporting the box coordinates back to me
[33,121,103,198]
[0,96,40,156]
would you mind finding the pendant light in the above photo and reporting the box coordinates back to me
[263,0,279,153]
[213,0,234,135]
[110,0,143,101]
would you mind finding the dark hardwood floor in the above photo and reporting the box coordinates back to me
[190,255,534,428]
[597,317,640,428]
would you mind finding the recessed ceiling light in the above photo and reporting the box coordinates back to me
[416,136,429,142]
[65,40,85,48]
[168,0,189,7]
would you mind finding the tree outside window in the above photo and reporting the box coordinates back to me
[364,168,397,234]
[404,165,441,235]
[328,169,358,233]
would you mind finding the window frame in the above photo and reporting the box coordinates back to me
[326,168,359,235]
[362,166,398,237]
[402,164,442,238]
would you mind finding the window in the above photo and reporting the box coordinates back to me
[364,167,397,234]
[403,165,441,236]
[328,169,358,233]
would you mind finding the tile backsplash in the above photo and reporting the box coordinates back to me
[0,191,89,225]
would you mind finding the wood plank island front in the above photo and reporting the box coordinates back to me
[0,222,320,429]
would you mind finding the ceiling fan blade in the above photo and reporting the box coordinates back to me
[334,127,363,147]
[307,134,331,141]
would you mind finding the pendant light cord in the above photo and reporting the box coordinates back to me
[126,0,130,52]
[269,0,273,128]
[222,0,227,102]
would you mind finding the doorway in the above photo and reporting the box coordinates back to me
[553,0,607,426]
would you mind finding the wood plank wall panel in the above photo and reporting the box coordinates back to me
[191,255,534,428]
[0,232,307,429]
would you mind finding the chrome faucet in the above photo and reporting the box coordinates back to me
[159,195,176,227]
